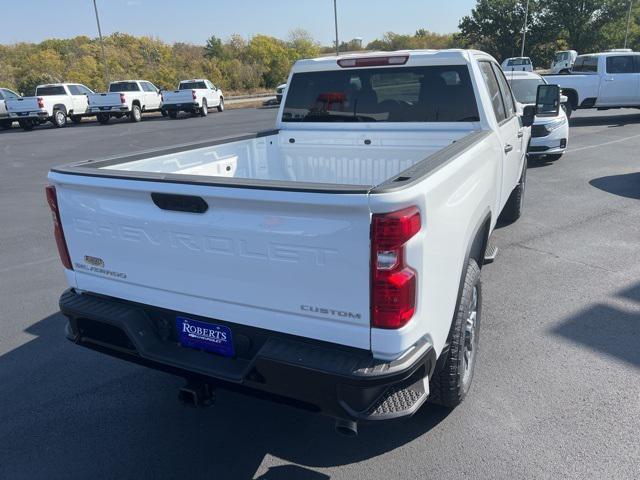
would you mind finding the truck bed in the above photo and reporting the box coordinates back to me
[53,127,481,192]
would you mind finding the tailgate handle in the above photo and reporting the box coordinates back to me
[151,193,208,214]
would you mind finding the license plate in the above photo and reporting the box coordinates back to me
[176,317,234,358]
[176,104,182,107]
[18,112,27,116]
[101,107,111,111]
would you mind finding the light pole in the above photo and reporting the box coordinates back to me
[333,0,340,56]
[520,0,530,57]
[624,0,633,49]
[92,0,110,87]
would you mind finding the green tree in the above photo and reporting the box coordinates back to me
[204,35,224,60]
[458,0,542,62]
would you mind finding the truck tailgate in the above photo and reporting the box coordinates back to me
[162,91,194,104]
[51,174,373,349]
[89,93,122,107]
[6,97,41,114]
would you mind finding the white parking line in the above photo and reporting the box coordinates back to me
[568,133,640,153]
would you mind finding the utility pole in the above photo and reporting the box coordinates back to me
[92,0,110,87]
[333,0,340,56]
[520,0,530,57]
[624,0,633,49]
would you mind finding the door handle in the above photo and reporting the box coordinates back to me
[517,131,524,138]
[504,144,514,153]
[604,77,614,82]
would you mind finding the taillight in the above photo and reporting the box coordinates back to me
[120,93,126,104]
[45,185,73,270]
[371,207,421,329]
[192,90,197,101]
[37,97,44,109]
[338,55,409,68]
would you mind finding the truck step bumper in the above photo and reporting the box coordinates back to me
[60,289,436,421]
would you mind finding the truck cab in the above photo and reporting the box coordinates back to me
[550,50,578,74]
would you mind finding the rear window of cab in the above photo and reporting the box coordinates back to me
[282,65,479,123]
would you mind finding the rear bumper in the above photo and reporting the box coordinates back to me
[60,289,435,421]
[162,102,199,112]
[8,110,49,119]
[89,106,130,114]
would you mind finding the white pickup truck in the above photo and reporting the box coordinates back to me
[88,80,162,124]
[47,50,556,434]
[546,51,640,116]
[161,79,224,118]
[6,83,94,130]
[0,87,21,129]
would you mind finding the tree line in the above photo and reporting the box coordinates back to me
[0,1,638,96]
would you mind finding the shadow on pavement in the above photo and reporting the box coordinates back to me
[590,172,640,200]
[0,311,450,479]
[527,155,559,169]
[551,281,640,369]
[569,112,640,128]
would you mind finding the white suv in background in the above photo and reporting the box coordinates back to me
[507,71,569,160]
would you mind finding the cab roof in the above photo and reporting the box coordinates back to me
[291,49,497,73]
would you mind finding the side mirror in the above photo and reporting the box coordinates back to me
[522,105,535,127]
[536,84,561,116]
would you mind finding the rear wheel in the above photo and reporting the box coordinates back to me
[129,104,142,122]
[429,259,482,408]
[70,115,82,124]
[0,120,11,130]
[500,161,526,224]
[97,113,110,125]
[53,108,67,128]
[168,110,178,119]
[19,119,34,131]
[200,99,208,117]
[217,97,224,112]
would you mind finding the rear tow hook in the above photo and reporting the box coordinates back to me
[178,382,216,408]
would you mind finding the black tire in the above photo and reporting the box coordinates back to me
[217,97,224,112]
[429,259,482,408]
[500,161,526,224]
[129,104,142,122]
[97,113,110,125]
[53,108,67,128]
[160,109,168,117]
[168,110,178,119]
[19,119,34,131]
[70,115,82,124]
[546,153,563,161]
[0,120,12,130]
[200,99,208,117]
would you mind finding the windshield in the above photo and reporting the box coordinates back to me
[179,81,207,90]
[555,52,569,62]
[36,86,66,96]
[507,78,545,105]
[109,82,140,92]
[282,65,479,123]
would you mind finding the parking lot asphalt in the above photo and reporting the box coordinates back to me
[0,107,638,479]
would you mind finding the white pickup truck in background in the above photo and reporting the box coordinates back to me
[546,51,640,116]
[161,79,224,118]
[88,80,162,124]
[47,50,557,434]
[6,83,94,130]
[0,87,21,129]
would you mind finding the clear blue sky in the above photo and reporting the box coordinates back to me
[0,0,475,45]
